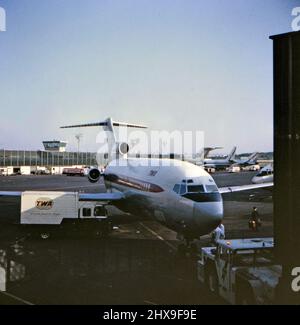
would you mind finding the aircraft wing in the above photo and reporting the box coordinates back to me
[219,182,273,194]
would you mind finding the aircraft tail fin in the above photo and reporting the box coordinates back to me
[227,146,237,161]
[246,152,259,162]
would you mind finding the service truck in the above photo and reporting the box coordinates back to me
[62,167,85,176]
[197,238,282,304]
[19,191,111,239]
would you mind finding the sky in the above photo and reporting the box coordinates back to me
[0,0,299,154]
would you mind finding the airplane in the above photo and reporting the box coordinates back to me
[202,147,237,170]
[231,152,260,168]
[0,118,273,249]
[184,147,223,165]
[252,164,274,184]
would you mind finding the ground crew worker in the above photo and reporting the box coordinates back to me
[211,223,225,245]
[249,207,261,231]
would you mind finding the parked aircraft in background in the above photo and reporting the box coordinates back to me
[185,147,223,165]
[231,152,259,168]
[203,147,237,170]
[252,164,274,184]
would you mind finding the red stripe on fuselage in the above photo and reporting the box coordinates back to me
[104,173,164,193]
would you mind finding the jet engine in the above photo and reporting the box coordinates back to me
[88,168,102,183]
[117,142,130,155]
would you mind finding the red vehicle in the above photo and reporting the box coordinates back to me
[62,168,84,176]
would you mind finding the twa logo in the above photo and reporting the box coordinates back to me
[36,198,54,210]
[0,6,6,32]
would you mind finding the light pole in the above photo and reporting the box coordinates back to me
[75,134,83,165]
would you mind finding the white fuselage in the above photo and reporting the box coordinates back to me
[252,164,274,184]
[103,158,223,239]
[203,158,232,170]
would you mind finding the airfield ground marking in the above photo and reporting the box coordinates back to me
[139,222,177,251]
[0,291,34,305]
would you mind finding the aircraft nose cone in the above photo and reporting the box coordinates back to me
[193,202,223,236]
[252,176,262,184]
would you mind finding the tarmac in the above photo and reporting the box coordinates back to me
[0,171,273,305]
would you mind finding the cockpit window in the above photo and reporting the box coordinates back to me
[258,170,273,177]
[205,185,218,193]
[187,185,205,193]
[180,184,187,195]
[173,181,218,196]
[173,183,188,194]
[173,184,180,194]
[182,179,194,183]
[173,180,221,202]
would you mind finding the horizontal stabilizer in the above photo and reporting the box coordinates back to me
[203,147,223,158]
[61,118,147,129]
[61,122,107,129]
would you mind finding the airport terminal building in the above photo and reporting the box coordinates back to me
[0,141,106,175]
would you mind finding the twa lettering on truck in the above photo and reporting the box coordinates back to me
[36,198,54,210]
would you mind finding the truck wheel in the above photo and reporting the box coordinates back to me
[40,232,50,240]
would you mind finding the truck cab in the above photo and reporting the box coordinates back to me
[78,202,108,219]
[197,238,281,304]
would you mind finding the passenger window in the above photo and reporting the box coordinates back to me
[82,208,92,217]
[173,184,180,194]
[180,184,187,195]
